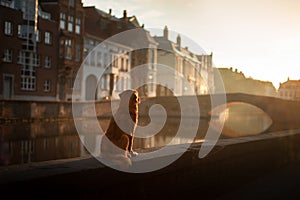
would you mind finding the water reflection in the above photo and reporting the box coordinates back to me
[210,102,273,137]
[0,118,202,166]
[0,121,83,166]
[0,102,273,166]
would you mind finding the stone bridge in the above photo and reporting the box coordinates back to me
[140,93,300,132]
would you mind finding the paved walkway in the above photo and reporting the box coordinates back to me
[218,160,300,199]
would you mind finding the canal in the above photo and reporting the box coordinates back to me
[0,102,272,166]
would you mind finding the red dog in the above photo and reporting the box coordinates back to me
[101,90,140,167]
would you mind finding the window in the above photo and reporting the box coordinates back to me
[68,16,73,32]
[126,59,129,71]
[104,53,108,66]
[45,56,51,68]
[20,52,38,90]
[45,31,52,44]
[17,25,21,37]
[17,51,38,66]
[116,76,121,91]
[65,39,72,59]
[75,18,81,34]
[90,51,95,66]
[97,52,102,67]
[69,0,75,7]
[105,74,110,90]
[112,55,118,68]
[44,80,50,92]
[21,66,36,90]
[75,44,81,62]
[101,74,110,90]
[36,29,40,42]
[121,58,125,71]
[1,1,12,7]
[101,76,105,90]
[3,49,12,63]
[4,21,13,36]
[60,12,66,29]
[18,51,24,64]
[33,54,40,67]
[59,39,64,58]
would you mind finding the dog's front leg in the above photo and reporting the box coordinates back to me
[127,134,138,157]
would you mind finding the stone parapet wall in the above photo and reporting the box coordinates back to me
[0,100,112,120]
[2,93,300,133]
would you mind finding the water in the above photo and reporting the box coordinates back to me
[0,102,272,166]
[210,102,272,138]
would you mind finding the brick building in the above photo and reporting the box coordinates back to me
[40,0,84,101]
[0,0,58,100]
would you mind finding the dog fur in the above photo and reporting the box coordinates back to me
[100,90,140,168]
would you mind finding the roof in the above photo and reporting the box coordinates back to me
[93,7,119,21]
[154,36,201,63]
[110,28,158,49]
[83,6,113,39]
[279,79,300,89]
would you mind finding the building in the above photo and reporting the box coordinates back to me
[214,67,277,96]
[278,78,300,101]
[154,26,213,96]
[40,0,84,101]
[1,1,216,101]
[198,53,214,93]
[107,10,158,97]
[0,0,58,100]
[81,6,132,100]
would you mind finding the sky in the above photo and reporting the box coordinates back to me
[82,0,300,89]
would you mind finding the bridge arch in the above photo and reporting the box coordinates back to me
[206,93,300,132]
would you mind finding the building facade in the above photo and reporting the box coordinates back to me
[278,78,300,101]
[79,6,132,101]
[82,7,158,98]
[154,26,213,96]
[108,10,158,97]
[41,0,84,101]
[0,0,58,100]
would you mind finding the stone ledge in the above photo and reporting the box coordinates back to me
[1,129,300,186]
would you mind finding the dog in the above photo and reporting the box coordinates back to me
[100,90,140,168]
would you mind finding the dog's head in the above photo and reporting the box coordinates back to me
[119,90,140,107]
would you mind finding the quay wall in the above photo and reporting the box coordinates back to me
[0,96,212,120]
[2,93,300,132]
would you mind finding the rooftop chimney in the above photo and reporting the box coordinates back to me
[177,34,181,48]
[123,10,127,18]
[163,25,168,40]
[109,8,112,15]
